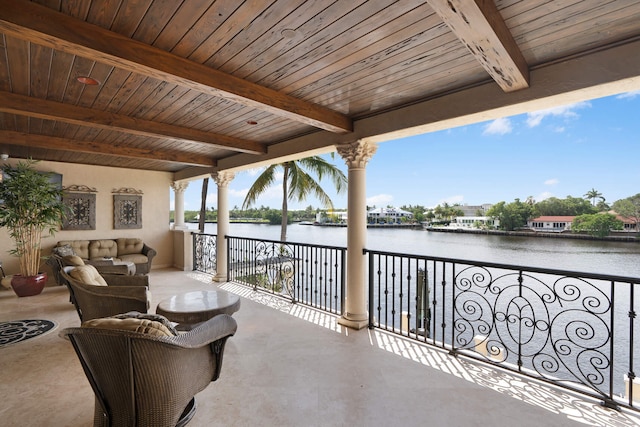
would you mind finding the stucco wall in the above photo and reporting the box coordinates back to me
[0,159,173,285]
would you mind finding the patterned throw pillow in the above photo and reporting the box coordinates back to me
[54,244,76,257]
[82,311,178,336]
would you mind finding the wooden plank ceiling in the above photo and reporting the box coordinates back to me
[0,0,639,173]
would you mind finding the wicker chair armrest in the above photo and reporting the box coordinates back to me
[104,274,149,287]
[172,314,238,348]
[141,244,156,259]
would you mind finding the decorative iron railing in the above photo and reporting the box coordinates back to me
[192,233,217,274]
[227,236,346,315]
[367,249,639,411]
[192,233,638,410]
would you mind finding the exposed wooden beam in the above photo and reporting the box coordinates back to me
[0,92,266,155]
[427,0,529,92]
[0,131,216,167]
[0,0,353,134]
[212,38,640,174]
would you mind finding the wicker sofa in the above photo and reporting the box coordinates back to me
[54,238,156,275]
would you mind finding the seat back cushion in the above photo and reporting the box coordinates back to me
[63,255,85,266]
[89,239,118,259]
[57,240,90,259]
[69,265,108,286]
[82,312,177,337]
[117,238,144,256]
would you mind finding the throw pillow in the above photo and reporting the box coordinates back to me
[54,244,75,257]
[82,312,177,337]
[113,312,178,335]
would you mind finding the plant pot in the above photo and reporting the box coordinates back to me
[11,273,47,297]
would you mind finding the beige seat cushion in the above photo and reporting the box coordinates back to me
[69,265,108,286]
[62,255,85,266]
[117,238,144,256]
[119,253,148,264]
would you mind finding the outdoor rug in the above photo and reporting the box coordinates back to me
[0,319,57,348]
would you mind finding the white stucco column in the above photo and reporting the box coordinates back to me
[171,181,189,230]
[212,171,235,282]
[336,140,377,329]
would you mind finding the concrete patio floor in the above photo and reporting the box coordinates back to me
[1,268,638,427]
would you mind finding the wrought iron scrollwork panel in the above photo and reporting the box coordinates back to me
[193,234,217,274]
[234,240,295,298]
[453,266,612,397]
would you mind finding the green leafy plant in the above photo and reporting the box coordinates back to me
[0,160,67,276]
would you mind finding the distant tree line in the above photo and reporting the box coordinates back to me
[171,191,640,238]
[172,205,319,226]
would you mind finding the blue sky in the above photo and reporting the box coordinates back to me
[175,90,640,211]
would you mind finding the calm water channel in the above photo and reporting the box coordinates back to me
[201,223,640,278]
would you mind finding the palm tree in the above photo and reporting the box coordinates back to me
[584,188,602,206]
[242,156,347,241]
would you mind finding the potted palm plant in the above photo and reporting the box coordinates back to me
[0,160,67,297]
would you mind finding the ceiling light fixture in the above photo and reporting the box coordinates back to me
[247,120,258,125]
[77,76,100,85]
[281,29,297,39]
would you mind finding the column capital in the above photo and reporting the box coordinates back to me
[336,140,377,169]
[171,181,189,193]
[211,171,235,187]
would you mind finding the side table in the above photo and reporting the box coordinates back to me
[156,290,241,330]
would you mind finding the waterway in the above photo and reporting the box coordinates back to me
[199,222,640,278]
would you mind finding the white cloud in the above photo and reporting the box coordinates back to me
[526,101,590,127]
[246,167,265,176]
[367,194,394,206]
[536,191,554,201]
[544,178,559,186]
[206,192,217,205]
[616,90,640,99]
[229,188,249,198]
[483,117,512,135]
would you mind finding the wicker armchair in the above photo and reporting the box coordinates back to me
[60,314,237,427]
[61,265,150,322]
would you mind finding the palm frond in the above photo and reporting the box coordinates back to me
[242,165,277,209]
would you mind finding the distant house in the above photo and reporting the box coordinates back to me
[612,213,638,232]
[367,207,413,224]
[528,216,575,232]
[450,216,499,229]
[317,210,348,223]
[458,204,493,217]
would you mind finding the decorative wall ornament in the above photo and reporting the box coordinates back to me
[62,186,97,230]
[113,195,142,229]
[112,187,143,195]
[62,184,97,193]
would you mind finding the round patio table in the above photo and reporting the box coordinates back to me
[156,290,240,330]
